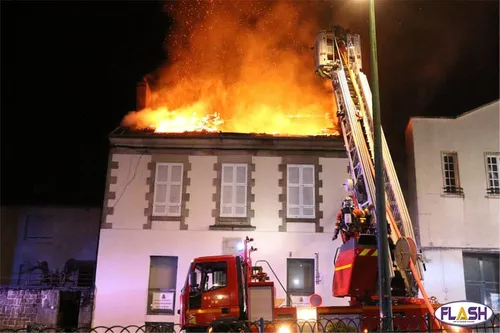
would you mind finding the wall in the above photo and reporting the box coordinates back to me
[406,100,500,302]
[0,288,58,328]
[94,134,351,327]
[94,230,348,327]
[0,288,94,329]
[0,207,19,285]
[5,206,101,285]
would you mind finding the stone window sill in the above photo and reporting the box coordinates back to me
[440,193,464,198]
[209,224,256,231]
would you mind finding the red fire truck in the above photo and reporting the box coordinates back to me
[177,26,461,333]
[179,237,446,332]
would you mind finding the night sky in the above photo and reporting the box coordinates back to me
[2,1,499,207]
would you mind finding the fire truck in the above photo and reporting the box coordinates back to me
[177,26,454,333]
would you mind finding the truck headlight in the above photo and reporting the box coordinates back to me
[278,326,291,333]
[296,307,317,321]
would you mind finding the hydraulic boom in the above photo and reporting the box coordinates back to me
[314,26,434,315]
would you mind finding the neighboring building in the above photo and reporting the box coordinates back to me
[93,129,351,326]
[0,205,101,329]
[0,205,101,286]
[406,100,500,310]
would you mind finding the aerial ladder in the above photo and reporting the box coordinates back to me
[314,26,437,317]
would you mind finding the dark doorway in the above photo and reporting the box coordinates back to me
[57,291,81,329]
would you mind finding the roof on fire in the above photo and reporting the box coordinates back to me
[108,126,345,154]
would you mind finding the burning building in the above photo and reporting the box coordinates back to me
[92,80,350,326]
[92,0,350,326]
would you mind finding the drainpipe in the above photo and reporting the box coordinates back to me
[315,253,321,284]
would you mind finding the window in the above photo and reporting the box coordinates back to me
[189,262,228,293]
[220,164,248,217]
[24,215,53,241]
[222,237,244,256]
[485,154,500,195]
[463,252,500,310]
[200,262,227,292]
[287,165,315,218]
[188,261,228,310]
[153,163,183,216]
[441,152,463,194]
[287,258,315,296]
[147,256,178,315]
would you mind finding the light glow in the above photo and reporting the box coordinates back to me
[278,325,291,333]
[297,307,317,321]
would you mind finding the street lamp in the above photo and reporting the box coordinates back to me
[368,0,394,331]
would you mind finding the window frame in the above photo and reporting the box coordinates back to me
[147,256,178,315]
[440,151,463,195]
[286,164,316,219]
[462,252,500,309]
[220,163,248,218]
[152,163,184,217]
[485,153,500,196]
[24,214,54,242]
[286,258,315,296]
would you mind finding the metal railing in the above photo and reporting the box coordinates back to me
[442,186,464,195]
[0,314,498,333]
[1,272,95,289]
[486,187,500,195]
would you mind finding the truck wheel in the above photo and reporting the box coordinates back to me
[208,323,232,333]
[230,323,251,332]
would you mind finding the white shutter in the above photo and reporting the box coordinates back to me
[167,164,183,216]
[153,163,183,217]
[220,164,248,217]
[234,165,247,217]
[221,165,235,216]
[153,164,168,216]
[287,164,315,218]
[287,165,301,217]
[301,165,315,218]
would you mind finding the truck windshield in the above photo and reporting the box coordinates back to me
[202,262,227,292]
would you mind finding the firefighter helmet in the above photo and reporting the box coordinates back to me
[342,196,354,209]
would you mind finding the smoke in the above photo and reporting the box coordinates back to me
[122,0,339,134]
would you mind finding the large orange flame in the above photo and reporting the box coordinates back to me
[122,0,338,136]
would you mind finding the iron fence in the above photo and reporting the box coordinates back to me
[2,272,95,289]
[0,314,498,333]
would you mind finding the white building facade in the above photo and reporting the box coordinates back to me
[406,100,500,310]
[93,131,353,327]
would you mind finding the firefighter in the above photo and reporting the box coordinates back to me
[332,197,372,243]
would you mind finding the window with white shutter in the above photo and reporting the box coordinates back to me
[153,163,183,217]
[287,164,315,219]
[220,164,248,217]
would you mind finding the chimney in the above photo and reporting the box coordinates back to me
[136,77,151,110]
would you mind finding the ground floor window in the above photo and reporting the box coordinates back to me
[462,251,500,310]
[287,258,315,296]
[147,256,178,315]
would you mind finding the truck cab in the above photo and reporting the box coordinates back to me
[179,255,247,331]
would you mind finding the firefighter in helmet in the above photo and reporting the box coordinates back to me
[332,196,372,243]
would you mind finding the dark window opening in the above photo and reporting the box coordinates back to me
[463,252,500,310]
[287,258,315,296]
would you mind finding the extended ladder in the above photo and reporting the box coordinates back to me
[314,28,431,305]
